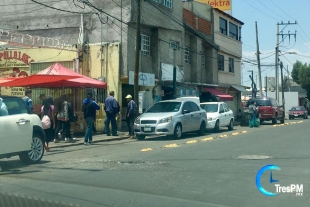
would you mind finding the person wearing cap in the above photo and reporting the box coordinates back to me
[125,94,137,139]
[23,89,33,114]
[104,91,118,136]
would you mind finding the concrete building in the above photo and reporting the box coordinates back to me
[1,0,245,117]
[182,1,245,116]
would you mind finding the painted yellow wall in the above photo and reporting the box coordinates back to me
[0,48,76,96]
[88,44,120,102]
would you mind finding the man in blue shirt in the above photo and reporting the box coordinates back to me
[104,91,119,136]
[125,94,137,139]
[82,92,100,145]
[23,89,33,114]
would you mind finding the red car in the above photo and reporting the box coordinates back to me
[245,97,285,124]
[289,106,308,119]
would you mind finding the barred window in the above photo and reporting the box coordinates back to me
[218,54,224,71]
[141,34,150,56]
[163,0,172,9]
[229,57,234,73]
[184,47,190,63]
[169,40,179,50]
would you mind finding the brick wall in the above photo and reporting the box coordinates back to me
[183,9,212,35]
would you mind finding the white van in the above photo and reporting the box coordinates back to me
[176,97,200,107]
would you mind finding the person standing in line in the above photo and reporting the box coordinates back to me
[104,91,119,136]
[23,89,33,114]
[54,95,69,143]
[248,100,257,128]
[41,97,55,152]
[82,92,100,145]
[39,94,46,105]
[125,94,137,139]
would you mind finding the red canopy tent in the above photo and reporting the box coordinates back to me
[0,63,107,89]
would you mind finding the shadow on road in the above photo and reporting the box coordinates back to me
[0,160,50,174]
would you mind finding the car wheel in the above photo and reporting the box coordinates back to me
[280,115,284,124]
[198,121,206,135]
[19,134,44,164]
[173,124,182,139]
[304,114,307,119]
[214,120,220,133]
[272,115,277,124]
[136,135,146,140]
[260,119,264,124]
[228,119,233,131]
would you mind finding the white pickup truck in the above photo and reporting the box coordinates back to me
[0,96,45,164]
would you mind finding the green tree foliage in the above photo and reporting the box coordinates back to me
[292,61,310,98]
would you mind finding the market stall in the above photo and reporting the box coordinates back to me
[1,63,107,135]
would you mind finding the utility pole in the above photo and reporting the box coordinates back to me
[275,21,297,101]
[265,75,268,97]
[287,65,290,92]
[100,12,103,77]
[134,0,141,112]
[280,61,285,116]
[106,16,109,84]
[255,22,263,98]
[173,48,177,99]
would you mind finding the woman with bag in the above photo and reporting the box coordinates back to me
[54,95,70,143]
[41,97,55,152]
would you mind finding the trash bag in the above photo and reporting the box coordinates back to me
[254,117,259,127]
[249,114,259,128]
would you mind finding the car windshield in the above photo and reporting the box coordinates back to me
[291,106,304,111]
[200,104,218,112]
[245,99,271,107]
[146,102,181,113]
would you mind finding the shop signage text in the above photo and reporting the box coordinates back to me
[0,51,34,65]
[195,0,231,10]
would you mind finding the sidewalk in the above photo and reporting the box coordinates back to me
[48,120,132,149]
[48,131,130,149]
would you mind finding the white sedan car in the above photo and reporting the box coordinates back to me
[200,102,234,132]
[134,100,207,140]
[0,96,45,164]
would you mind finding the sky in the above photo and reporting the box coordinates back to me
[230,0,310,87]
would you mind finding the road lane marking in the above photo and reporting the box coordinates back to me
[241,131,247,133]
[232,132,239,136]
[186,140,198,144]
[164,144,178,148]
[201,137,214,141]
[141,148,152,152]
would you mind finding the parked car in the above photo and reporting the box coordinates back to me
[134,100,207,140]
[200,102,234,132]
[0,96,45,164]
[244,97,284,124]
[289,106,308,119]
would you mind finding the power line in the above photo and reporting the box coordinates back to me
[242,0,280,21]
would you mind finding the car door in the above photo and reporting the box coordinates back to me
[0,98,32,155]
[223,103,233,125]
[218,103,227,126]
[189,101,201,130]
[180,102,192,132]
[275,99,284,118]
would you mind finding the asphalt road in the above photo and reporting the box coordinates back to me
[0,119,309,207]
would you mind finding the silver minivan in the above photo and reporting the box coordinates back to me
[134,100,207,140]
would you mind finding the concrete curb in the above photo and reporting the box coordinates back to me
[48,133,130,149]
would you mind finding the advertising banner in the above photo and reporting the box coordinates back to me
[195,0,231,11]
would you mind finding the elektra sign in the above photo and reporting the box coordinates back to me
[256,165,303,196]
